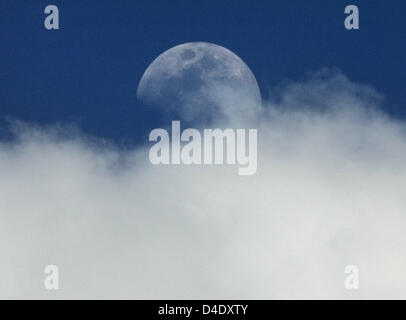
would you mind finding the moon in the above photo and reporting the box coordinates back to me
[137,42,262,125]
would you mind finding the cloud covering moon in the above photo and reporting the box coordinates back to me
[137,42,262,125]
[2,71,406,299]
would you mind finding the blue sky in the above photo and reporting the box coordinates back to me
[0,0,405,144]
[3,1,406,299]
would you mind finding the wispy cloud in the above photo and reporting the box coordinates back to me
[1,70,406,299]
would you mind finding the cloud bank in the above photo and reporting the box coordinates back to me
[1,70,406,299]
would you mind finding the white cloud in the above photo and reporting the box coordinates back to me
[1,70,406,299]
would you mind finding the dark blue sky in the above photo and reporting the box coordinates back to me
[0,0,405,145]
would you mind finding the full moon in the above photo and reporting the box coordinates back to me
[137,42,262,125]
